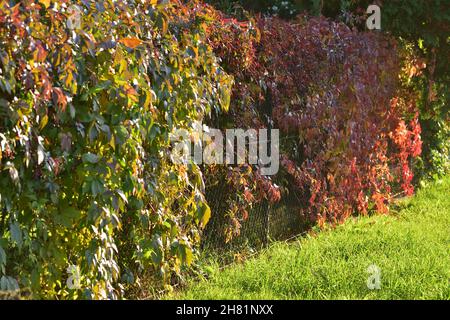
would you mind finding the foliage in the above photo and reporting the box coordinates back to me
[206,12,422,226]
[177,1,281,242]
[0,0,232,298]
[208,0,450,180]
[317,0,450,180]
[0,0,441,299]
[262,16,422,224]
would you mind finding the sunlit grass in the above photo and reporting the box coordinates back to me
[170,176,450,300]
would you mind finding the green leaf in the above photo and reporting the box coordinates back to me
[91,179,105,196]
[0,245,6,270]
[197,202,211,228]
[116,189,128,204]
[180,245,193,266]
[57,207,82,227]
[82,152,99,164]
[10,222,23,249]
[0,276,19,291]
[91,80,112,93]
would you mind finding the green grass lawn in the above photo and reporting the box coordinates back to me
[171,177,450,300]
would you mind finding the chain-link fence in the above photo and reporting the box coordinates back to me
[202,182,309,255]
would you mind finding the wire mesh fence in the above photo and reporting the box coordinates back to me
[202,182,309,255]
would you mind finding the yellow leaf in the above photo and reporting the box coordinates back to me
[198,203,211,228]
[118,38,143,49]
[40,0,51,8]
[110,135,115,150]
[143,89,152,109]
[40,114,49,130]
